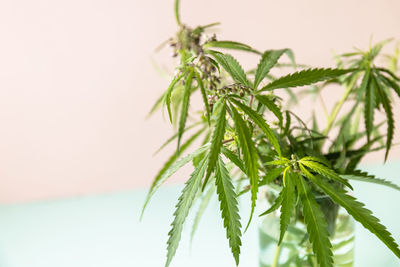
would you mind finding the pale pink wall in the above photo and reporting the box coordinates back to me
[0,0,399,203]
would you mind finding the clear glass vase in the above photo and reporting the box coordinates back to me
[259,205,355,267]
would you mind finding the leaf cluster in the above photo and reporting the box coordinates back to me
[144,2,400,266]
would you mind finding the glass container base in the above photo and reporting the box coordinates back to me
[259,208,354,267]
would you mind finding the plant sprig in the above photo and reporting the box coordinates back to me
[144,1,400,266]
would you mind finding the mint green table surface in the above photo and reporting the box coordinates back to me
[0,162,399,267]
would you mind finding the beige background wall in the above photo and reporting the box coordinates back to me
[0,0,399,203]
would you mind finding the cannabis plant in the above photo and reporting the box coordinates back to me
[142,1,400,266]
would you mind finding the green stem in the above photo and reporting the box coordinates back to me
[318,91,329,120]
[271,244,282,267]
[322,77,358,136]
[174,0,181,26]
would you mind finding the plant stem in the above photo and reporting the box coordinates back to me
[249,95,254,108]
[271,244,282,267]
[322,77,357,136]
[222,138,234,144]
[318,92,329,120]
[174,0,181,26]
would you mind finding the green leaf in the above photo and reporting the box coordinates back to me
[377,72,400,98]
[341,170,400,191]
[331,103,358,153]
[259,190,283,216]
[230,105,259,230]
[153,123,203,155]
[259,167,285,186]
[177,69,194,151]
[238,167,285,196]
[209,51,251,87]
[376,67,400,82]
[148,92,166,117]
[279,167,296,244]
[259,68,354,91]
[265,159,290,166]
[282,110,291,136]
[369,38,393,60]
[311,175,400,260]
[344,135,385,172]
[363,71,374,141]
[166,157,208,267]
[230,98,281,157]
[194,70,211,124]
[296,175,334,267]
[215,157,242,265]
[300,159,353,190]
[299,156,331,168]
[375,80,395,161]
[204,40,261,55]
[191,183,215,244]
[283,49,296,68]
[166,71,186,122]
[255,95,283,125]
[239,167,285,197]
[141,143,209,219]
[203,99,227,189]
[254,49,288,88]
[221,147,246,174]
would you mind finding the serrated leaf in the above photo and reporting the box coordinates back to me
[296,175,334,267]
[207,56,221,74]
[209,51,251,87]
[364,71,375,141]
[230,105,259,230]
[177,69,194,151]
[311,175,400,260]
[154,123,203,155]
[376,67,400,81]
[203,99,227,189]
[231,98,281,157]
[369,38,393,61]
[166,157,208,267]
[238,166,285,197]
[259,190,283,216]
[344,135,385,172]
[254,49,288,88]
[141,143,209,219]
[300,159,353,190]
[341,170,400,191]
[215,157,242,265]
[259,68,353,91]
[255,95,283,125]
[221,147,246,174]
[331,103,358,152]
[279,167,296,244]
[284,49,296,68]
[204,40,261,55]
[194,70,211,124]
[377,72,400,98]
[375,78,395,161]
[192,130,212,167]
[282,110,291,136]
[166,71,186,122]
[259,167,285,186]
[300,156,332,168]
[148,91,166,117]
